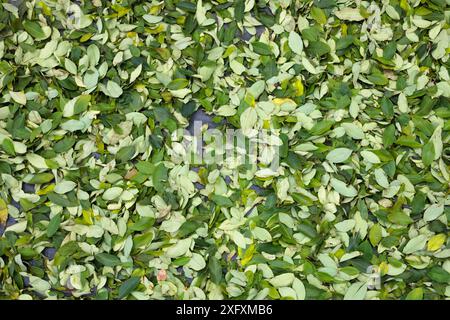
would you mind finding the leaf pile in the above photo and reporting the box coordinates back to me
[0,0,449,300]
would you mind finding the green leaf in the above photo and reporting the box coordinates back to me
[285,151,304,170]
[153,163,168,191]
[297,223,318,239]
[403,235,427,254]
[54,241,79,266]
[95,253,122,267]
[336,35,354,50]
[383,124,396,148]
[405,288,423,300]
[106,80,123,98]
[181,101,197,117]
[326,148,352,163]
[27,173,54,184]
[23,20,46,39]
[252,41,273,55]
[307,41,330,57]
[311,7,327,24]
[178,220,202,238]
[423,204,444,222]
[116,145,135,163]
[47,192,78,207]
[132,232,154,249]
[395,136,422,148]
[411,192,426,214]
[53,137,76,153]
[208,256,223,284]
[288,31,303,55]
[18,248,38,259]
[234,0,245,21]
[388,211,413,226]
[369,224,382,246]
[380,96,394,118]
[291,193,314,206]
[135,161,154,175]
[422,141,435,167]
[167,78,189,90]
[343,282,367,300]
[129,217,155,231]
[73,95,91,115]
[172,256,191,266]
[211,195,233,207]
[367,73,388,86]
[117,276,140,299]
[330,178,357,197]
[47,214,61,237]
[427,266,450,283]
[1,138,15,156]
[310,120,334,136]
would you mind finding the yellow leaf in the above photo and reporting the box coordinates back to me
[146,24,165,34]
[36,184,55,195]
[223,46,236,58]
[37,1,52,16]
[150,5,162,15]
[427,234,446,251]
[96,136,105,153]
[82,209,94,225]
[293,78,304,96]
[400,0,410,12]
[272,98,296,106]
[240,243,255,266]
[341,23,348,36]
[0,198,8,225]
[80,33,93,42]
[112,5,130,18]
[334,248,345,259]
[379,261,389,276]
